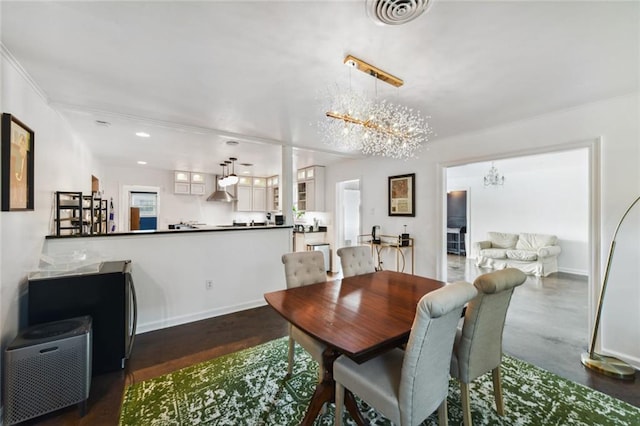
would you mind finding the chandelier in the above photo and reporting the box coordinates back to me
[319,55,432,159]
[483,162,505,187]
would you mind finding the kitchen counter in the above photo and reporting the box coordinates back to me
[46,225,293,239]
[292,226,327,234]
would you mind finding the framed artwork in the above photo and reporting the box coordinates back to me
[388,173,415,217]
[2,113,35,211]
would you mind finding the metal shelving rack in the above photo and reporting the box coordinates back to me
[447,228,465,255]
[55,192,108,236]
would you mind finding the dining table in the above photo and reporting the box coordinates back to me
[264,270,447,425]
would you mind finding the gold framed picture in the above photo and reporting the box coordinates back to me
[388,173,415,217]
[2,113,35,211]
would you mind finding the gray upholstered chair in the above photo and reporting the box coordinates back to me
[450,268,526,426]
[337,246,376,277]
[281,251,328,381]
[334,282,478,426]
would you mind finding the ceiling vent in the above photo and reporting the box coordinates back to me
[365,0,433,26]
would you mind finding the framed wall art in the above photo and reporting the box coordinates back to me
[2,113,35,211]
[388,173,415,217]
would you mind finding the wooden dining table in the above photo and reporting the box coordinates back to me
[264,270,447,425]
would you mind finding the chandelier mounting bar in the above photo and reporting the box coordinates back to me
[344,55,404,87]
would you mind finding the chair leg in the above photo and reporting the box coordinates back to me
[437,398,448,426]
[492,367,505,416]
[287,336,295,377]
[460,382,472,426]
[335,382,345,426]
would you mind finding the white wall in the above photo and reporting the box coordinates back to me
[42,228,291,333]
[0,50,100,346]
[102,165,236,229]
[447,149,589,275]
[326,94,640,367]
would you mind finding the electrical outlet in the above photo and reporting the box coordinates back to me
[205,280,213,290]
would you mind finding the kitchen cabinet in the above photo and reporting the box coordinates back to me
[296,166,325,212]
[190,172,206,195]
[267,175,280,212]
[235,176,267,212]
[174,171,206,195]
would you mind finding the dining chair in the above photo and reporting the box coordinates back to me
[337,246,376,277]
[333,281,479,426]
[450,268,526,426]
[281,251,328,381]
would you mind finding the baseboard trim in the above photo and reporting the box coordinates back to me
[558,267,588,276]
[136,299,268,334]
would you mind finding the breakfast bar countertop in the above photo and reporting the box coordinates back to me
[45,225,293,239]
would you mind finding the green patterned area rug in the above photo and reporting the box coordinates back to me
[120,337,639,425]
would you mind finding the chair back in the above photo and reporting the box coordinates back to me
[337,246,375,277]
[399,282,478,425]
[453,268,526,383]
[281,251,327,288]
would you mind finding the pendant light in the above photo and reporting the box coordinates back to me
[227,157,239,185]
[207,163,236,202]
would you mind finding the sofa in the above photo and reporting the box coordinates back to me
[473,232,561,277]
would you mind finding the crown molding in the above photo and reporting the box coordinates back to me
[1,43,50,104]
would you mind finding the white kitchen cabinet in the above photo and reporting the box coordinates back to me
[252,187,266,211]
[236,185,252,211]
[174,182,190,194]
[174,171,206,195]
[296,166,325,211]
[267,175,280,211]
[235,176,267,212]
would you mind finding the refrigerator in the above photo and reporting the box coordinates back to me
[27,260,137,375]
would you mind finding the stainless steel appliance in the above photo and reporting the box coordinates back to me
[27,260,137,375]
[307,243,331,272]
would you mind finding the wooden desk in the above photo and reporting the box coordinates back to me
[264,270,445,425]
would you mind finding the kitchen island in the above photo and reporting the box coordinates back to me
[42,226,293,334]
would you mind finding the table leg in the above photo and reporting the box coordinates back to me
[300,347,338,426]
[299,347,368,426]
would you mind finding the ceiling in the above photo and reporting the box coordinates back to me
[1,1,638,176]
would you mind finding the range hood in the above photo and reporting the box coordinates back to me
[206,175,236,202]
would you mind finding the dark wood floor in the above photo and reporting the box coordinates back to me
[24,259,639,425]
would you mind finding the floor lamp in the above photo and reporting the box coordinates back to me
[581,196,639,380]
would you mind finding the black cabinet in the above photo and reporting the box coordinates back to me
[27,260,137,375]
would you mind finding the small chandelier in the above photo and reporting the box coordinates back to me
[319,55,432,159]
[484,162,505,187]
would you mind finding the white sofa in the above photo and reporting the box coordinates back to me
[474,232,561,277]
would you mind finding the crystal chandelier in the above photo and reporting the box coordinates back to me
[483,162,505,187]
[319,55,432,159]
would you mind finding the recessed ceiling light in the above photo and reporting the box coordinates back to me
[136,132,151,138]
[137,161,147,165]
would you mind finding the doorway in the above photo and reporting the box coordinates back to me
[335,179,362,271]
[120,185,160,231]
[441,141,600,354]
[446,190,468,256]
